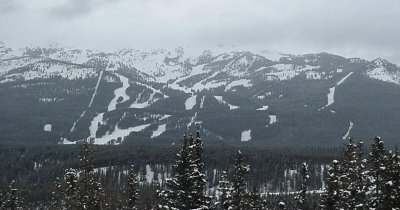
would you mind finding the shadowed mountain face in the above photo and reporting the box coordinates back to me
[1,43,400,147]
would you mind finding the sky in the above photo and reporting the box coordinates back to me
[0,0,399,64]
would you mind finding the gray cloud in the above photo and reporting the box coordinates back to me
[0,0,399,64]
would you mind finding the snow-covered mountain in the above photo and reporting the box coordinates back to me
[1,42,400,147]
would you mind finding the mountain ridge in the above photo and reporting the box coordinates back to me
[1,42,400,147]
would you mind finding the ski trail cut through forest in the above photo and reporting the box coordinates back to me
[70,70,103,132]
[319,72,353,111]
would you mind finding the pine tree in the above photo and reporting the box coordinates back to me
[60,141,105,209]
[339,138,367,209]
[77,141,104,210]
[295,162,309,210]
[231,150,249,210]
[248,185,262,210]
[188,129,208,209]
[1,180,20,209]
[215,171,232,210]
[50,177,63,209]
[156,131,208,210]
[278,201,286,210]
[367,136,389,208]
[63,168,78,209]
[125,166,139,210]
[320,160,341,210]
[158,134,194,209]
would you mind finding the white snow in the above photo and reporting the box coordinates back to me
[1,62,96,83]
[241,130,251,142]
[93,123,151,145]
[130,82,168,108]
[259,64,321,81]
[200,95,206,109]
[108,74,130,111]
[259,50,286,61]
[88,71,103,108]
[269,115,277,124]
[185,95,197,110]
[214,96,239,110]
[187,112,198,128]
[44,124,52,132]
[145,165,154,184]
[367,67,400,85]
[342,121,354,140]
[59,138,76,144]
[256,105,269,111]
[70,71,104,132]
[225,79,252,91]
[89,113,104,138]
[320,72,353,110]
[151,124,167,138]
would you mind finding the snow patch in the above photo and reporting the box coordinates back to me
[93,123,151,145]
[108,74,130,111]
[269,115,277,124]
[44,124,52,132]
[214,96,239,110]
[367,67,400,85]
[185,95,197,110]
[225,79,252,91]
[200,95,206,109]
[256,105,269,111]
[342,121,354,140]
[241,130,251,142]
[320,72,353,110]
[151,124,167,138]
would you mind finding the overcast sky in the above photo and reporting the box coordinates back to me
[1,0,399,63]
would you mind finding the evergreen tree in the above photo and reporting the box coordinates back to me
[231,150,249,210]
[63,168,78,209]
[295,162,309,210]
[248,185,262,210]
[59,141,105,210]
[157,134,195,209]
[278,201,286,210]
[339,138,367,209]
[215,171,232,210]
[367,136,388,208]
[320,160,340,210]
[1,180,20,209]
[124,166,139,210]
[156,131,208,210]
[188,129,209,209]
[77,141,105,209]
[50,177,63,209]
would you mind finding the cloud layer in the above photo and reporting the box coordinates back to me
[0,0,399,63]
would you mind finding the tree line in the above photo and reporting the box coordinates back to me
[1,134,399,209]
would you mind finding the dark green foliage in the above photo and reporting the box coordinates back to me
[231,150,249,210]
[320,160,340,210]
[1,180,21,209]
[124,166,139,210]
[295,162,310,210]
[215,171,232,210]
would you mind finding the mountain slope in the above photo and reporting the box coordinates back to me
[1,43,400,147]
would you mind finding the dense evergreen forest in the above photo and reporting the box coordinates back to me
[0,133,399,209]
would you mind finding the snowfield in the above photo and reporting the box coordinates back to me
[93,123,151,145]
[185,95,197,110]
[320,72,353,110]
[342,121,354,140]
[214,96,239,110]
[151,124,167,138]
[108,74,130,111]
[241,130,251,142]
